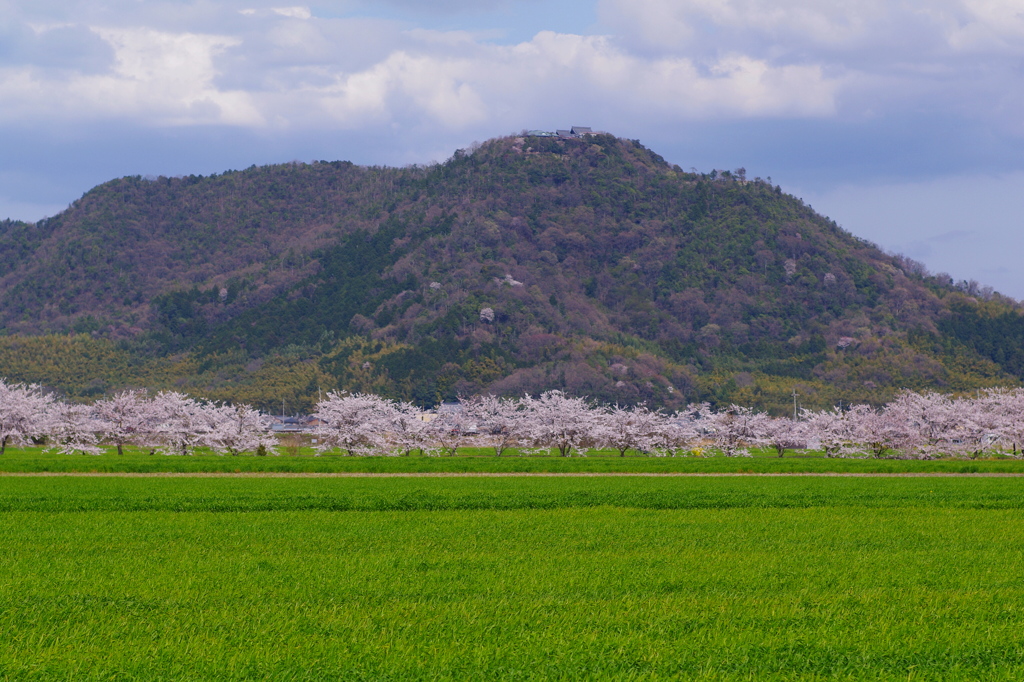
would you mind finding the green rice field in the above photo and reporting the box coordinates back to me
[2,476,1024,679]
[3,445,1024,474]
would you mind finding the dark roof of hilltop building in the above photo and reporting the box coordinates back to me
[530,126,599,139]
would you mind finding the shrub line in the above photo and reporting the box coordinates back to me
[3,471,1024,477]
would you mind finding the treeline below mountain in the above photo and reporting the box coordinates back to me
[1,134,1022,412]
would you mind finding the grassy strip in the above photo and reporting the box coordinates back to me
[2,445,1024,474]
[2,475,1024,512]
[2,500,1024,679]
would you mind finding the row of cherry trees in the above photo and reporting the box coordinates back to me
[312,388,1024,460]
[4,378,1024,458]
[0,382,276,456]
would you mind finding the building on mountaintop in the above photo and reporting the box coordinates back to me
[531,127,599,139]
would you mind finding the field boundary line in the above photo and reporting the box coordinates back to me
[2,471,1024,478]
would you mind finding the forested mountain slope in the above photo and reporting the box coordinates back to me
[0,134,1020,412]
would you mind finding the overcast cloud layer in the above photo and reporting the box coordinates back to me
[2,0,1024,296]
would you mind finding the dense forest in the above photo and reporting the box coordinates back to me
[0,134,1020,413]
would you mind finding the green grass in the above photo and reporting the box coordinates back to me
[1,475,1024,512]
[3,445,1024,474]
[2,477,1024,679]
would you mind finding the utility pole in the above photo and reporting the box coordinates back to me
[792,388,798,421]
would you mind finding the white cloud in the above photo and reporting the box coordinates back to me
[0,14,839,132]
[331,51,489,127]
[0,26,263,126]
[598,0,1024,55]
[239,6,312,20]
[590,0,1024,139]
[296,30,837,129]
[525,32,837,116]
[4,0,1015,136]
[271,7,311,20]
[600,0,892,53]
[946,0,1024,52]
[0,0,1019,161]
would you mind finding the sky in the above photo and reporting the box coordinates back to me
[2,0,1024,297]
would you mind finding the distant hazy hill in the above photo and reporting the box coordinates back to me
[1,133,1022,412]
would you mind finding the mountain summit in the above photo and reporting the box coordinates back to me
[1,133,1021,411]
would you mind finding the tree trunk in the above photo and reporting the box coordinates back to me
[117,443,124,456]
[0,435,7,456]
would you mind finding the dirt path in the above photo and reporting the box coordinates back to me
[1,471,1023,478]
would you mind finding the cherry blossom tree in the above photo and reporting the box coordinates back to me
[910,391,958,455]
[521,391,601,457]
[0,379,54,455]
[12,382,1024,463]
[890,390,981,459]
[599,403,665,456]
[149,391,213,456]
[422,406,470,457]
[953,391,1008,458]
[93,389,154,456]
[46,402,103,456]
[386,401,429,456]
[653,403,708,456]
[986,389,1024,457]
[846,401,922,459]
[801,407,857,458]
[761,416,802,458]
[704,405,769,457]
[313,391,396,456]
[462,394,526,457]
[207,403,277,456]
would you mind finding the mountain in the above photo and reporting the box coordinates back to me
[1,133,1021,413]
